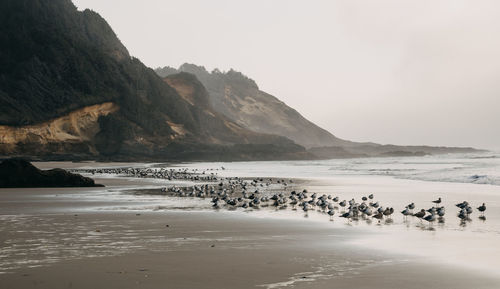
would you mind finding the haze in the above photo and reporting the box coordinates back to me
[73,0,500,150]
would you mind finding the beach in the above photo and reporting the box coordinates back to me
[1,155,500,288]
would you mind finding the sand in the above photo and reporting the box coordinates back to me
[1,162,500,288]
[2,211,498,289]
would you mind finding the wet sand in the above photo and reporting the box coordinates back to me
[2,211,499,289]
[1,161,500,288]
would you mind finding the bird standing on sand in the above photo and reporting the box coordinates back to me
[424,213,436,225]
[401,207,412,219]
[414,209,426,221]
[372,211,384,222]
[458,209,468,222]
[432,197,442,206]
[328,209,335,220]
[383,207,394,218]
[477,203,486,216]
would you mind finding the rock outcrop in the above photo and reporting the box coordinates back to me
[0,159,103,187]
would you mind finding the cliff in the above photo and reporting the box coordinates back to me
[0,0,310,161]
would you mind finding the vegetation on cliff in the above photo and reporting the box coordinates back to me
[0,0,308,161]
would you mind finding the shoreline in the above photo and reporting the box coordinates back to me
[1,210,499,289]
[1,161,500,288]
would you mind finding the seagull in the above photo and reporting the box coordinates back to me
[477,203,486,216]
[401,207,412,219]
[424,213,436,225]
[362,206,373,216]
[328,210,335,220]
[458,209,468,222]
[341,210,353,221]
[372,211,384,222]
[368,194,374,199]
[432,197,442,205]
[383,207,394,218]
[413,209,426,220]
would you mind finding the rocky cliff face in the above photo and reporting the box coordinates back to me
[157,64,351,149]
[0,0,309,161]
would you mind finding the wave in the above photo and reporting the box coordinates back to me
[466,156,499,159]
[324,153,500,186]
[400,173,500,186]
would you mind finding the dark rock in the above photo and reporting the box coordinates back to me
[0,159,103,188]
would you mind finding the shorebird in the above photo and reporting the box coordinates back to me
[302,204,309,215]
[424,213,436,225]
[328,209,335,220]
[413,209,426,221]
[372,211,384,222]
[368,194,374,200]
[477,203,486,216]
[401,207,412,220]
[458,209,468,222]
[383,207,394,218]
[432,197,442,205]
[466,206,473,215]
[362,206,373,216]
[340,210,353,222]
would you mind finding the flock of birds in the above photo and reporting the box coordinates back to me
[159,175,487,227]
[71,167,221,182]
[74,166,488,227]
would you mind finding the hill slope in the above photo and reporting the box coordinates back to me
[156,64,481,157]
[0,0,308,161]
[156,64,350,149]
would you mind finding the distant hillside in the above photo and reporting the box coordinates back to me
[156,64,351,149]
[0,0,310,161]
[156,64,482,158]
[308,145,481,159]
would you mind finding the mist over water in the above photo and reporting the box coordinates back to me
[179,151,500,186]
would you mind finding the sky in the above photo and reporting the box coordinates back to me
[73,0,500,149]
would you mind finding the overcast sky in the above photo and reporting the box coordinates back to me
[73,0,500,149]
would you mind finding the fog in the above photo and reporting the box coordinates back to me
[73,0,500,149]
